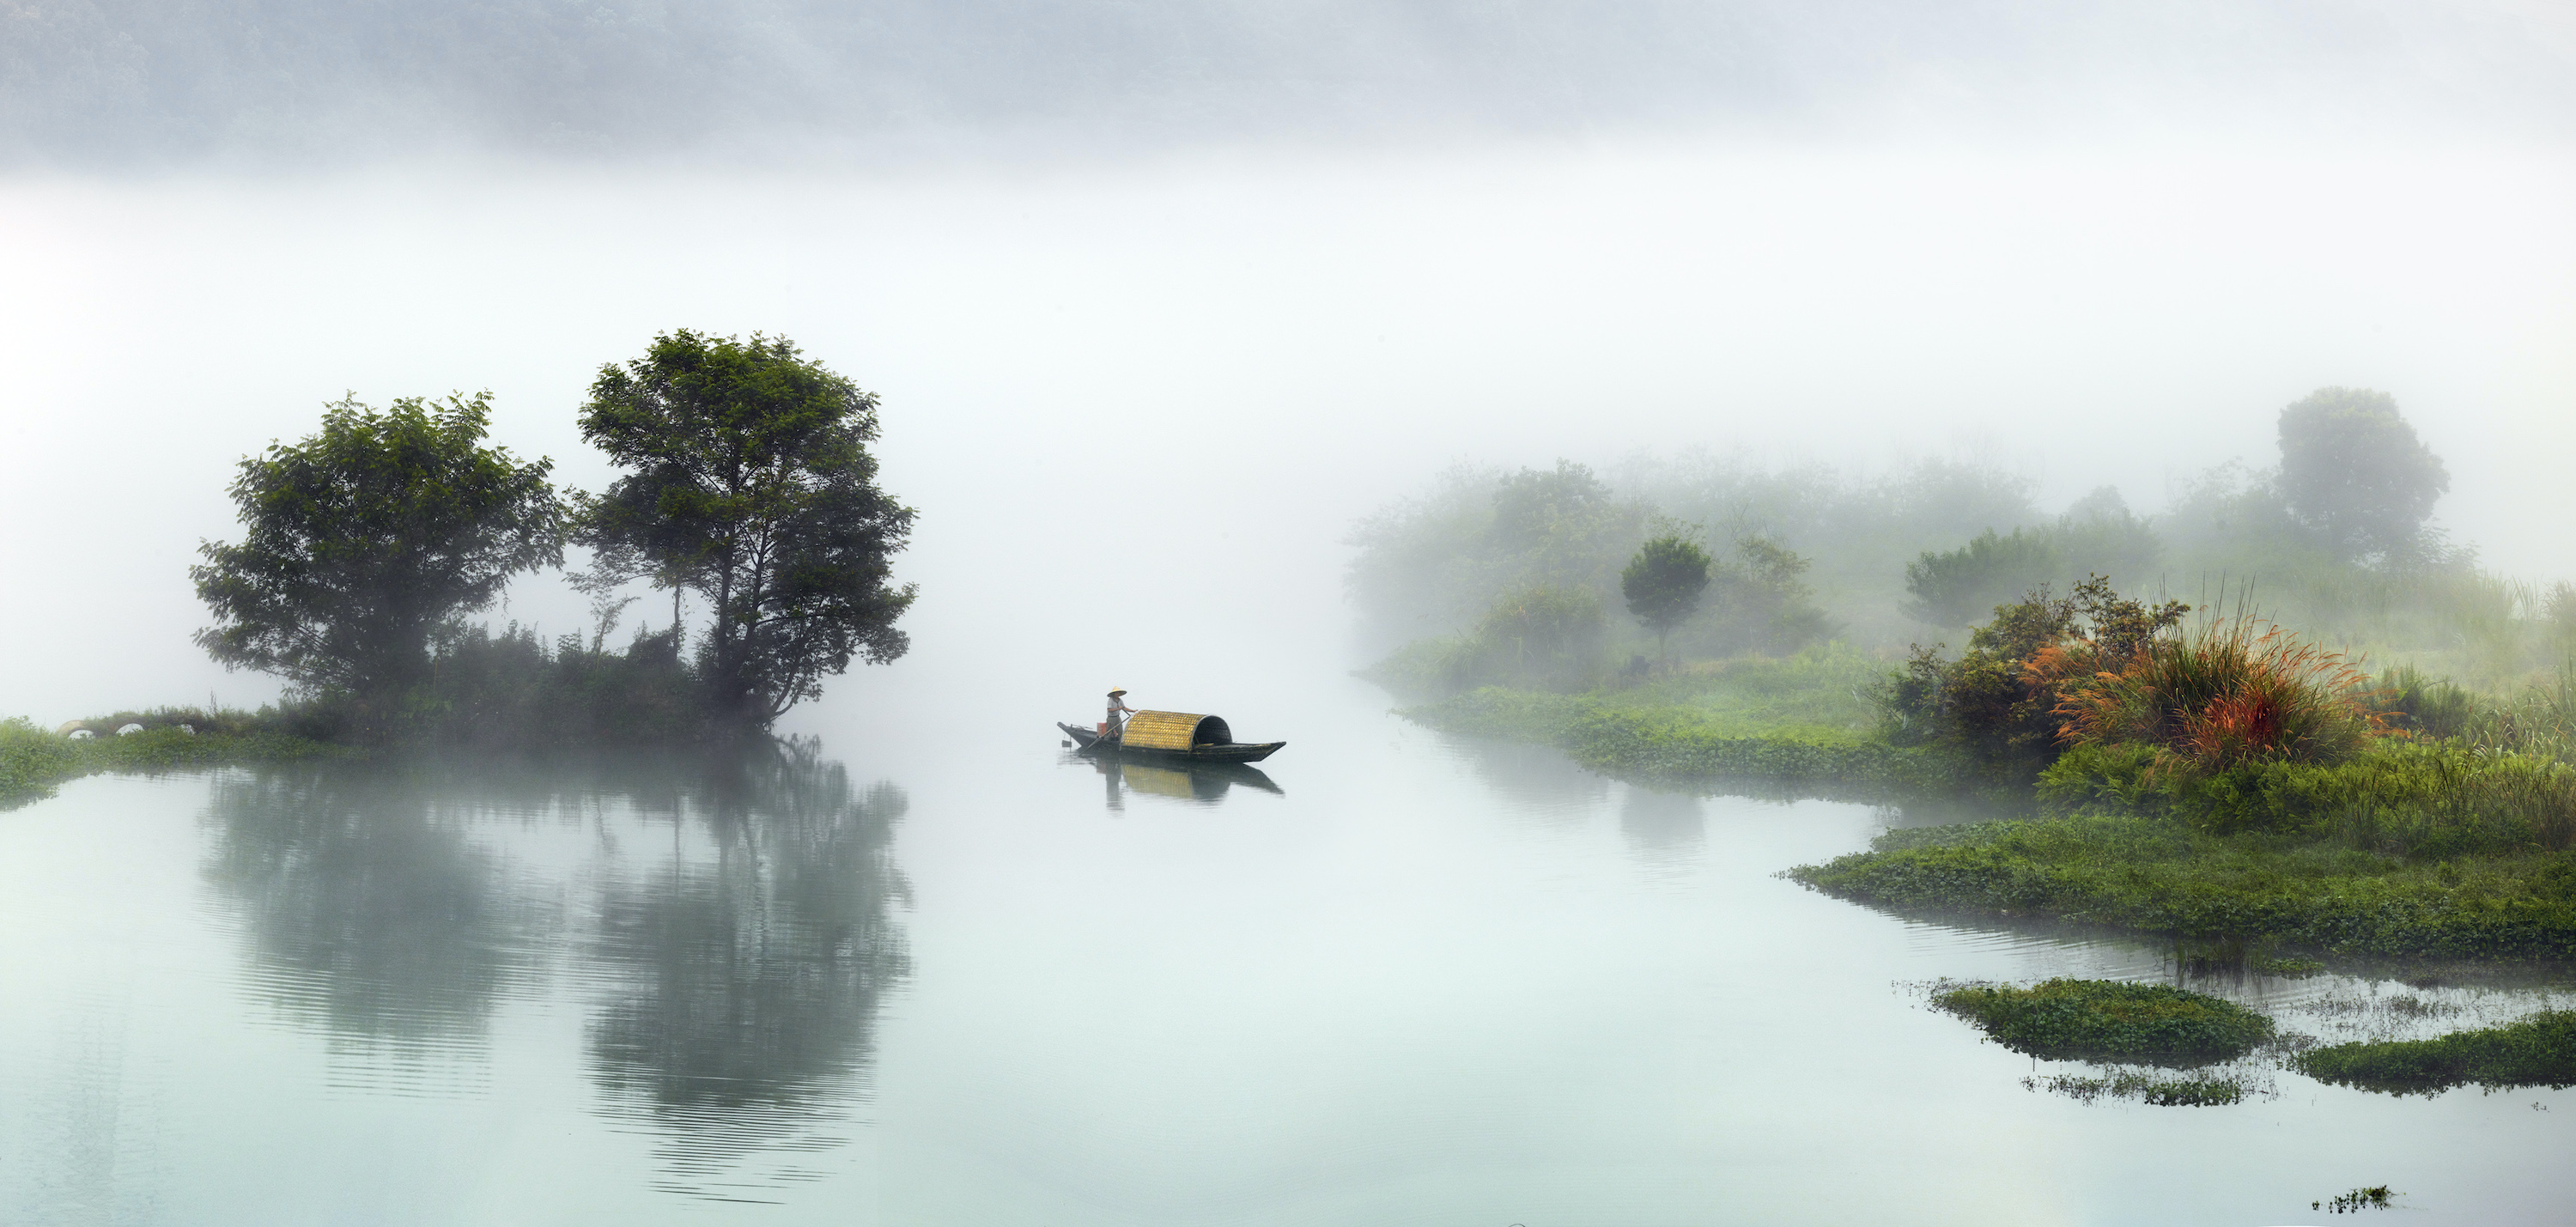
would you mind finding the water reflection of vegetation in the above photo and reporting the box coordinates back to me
[199,741,911,1200]
[203,763,538,1048]
[574,740,910,1198]
[1619,787,1704,855]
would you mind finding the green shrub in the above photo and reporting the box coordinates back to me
[1934,978,2274,1061]
[0,718,86,806]
[2293,1011,2576,1095]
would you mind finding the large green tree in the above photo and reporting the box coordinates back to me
[2275,387,2449,563]
[1621,535,1711,659]
[576,330,917,730]
[191,393,564,732]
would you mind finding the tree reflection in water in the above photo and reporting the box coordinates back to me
[202,766,542,1070]
[581,738,912,1200]
[197,739,910,1200]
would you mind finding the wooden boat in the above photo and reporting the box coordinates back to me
[1056,709,1285,763]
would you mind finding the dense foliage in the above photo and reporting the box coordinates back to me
[171,331,916,750]
[1621,535,1711,657]
[2293,1011,2576,1095]
[1932,978,2275,1061]
[1882,576,2191,772]
[1901,494,2159,629]
[579,330,919,729]
[191,393,565,741]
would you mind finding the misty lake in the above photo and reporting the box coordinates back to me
[6,678,2573,1226]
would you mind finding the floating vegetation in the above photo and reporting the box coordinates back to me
[2293,1010,2576,1096]
[2247,953,2325,978]
[2314,1186,2399,1213]
[2023,1070,2249,1106]
[1933,978,2275,1062]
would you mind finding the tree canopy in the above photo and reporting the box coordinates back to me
[191,393,564,732]
[2275,387,2448,563]
[576,330,916,730]
[1621,535,1712,655]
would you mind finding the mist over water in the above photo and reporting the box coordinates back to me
[5,137,2573,724]
[6,5,2576,1221]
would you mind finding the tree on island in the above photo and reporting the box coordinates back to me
[2275,387,2449,564]
[576,330,917,732]
[191,393,565,739]
[1621,534,1712,663]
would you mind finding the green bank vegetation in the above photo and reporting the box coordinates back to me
[1370,388,2576,986]
[2,712,343,810]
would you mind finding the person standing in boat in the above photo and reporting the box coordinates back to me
[1103,688,1136,741]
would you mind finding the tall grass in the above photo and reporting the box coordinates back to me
[2044,616,2383,772]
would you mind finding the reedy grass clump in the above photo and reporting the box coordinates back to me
[1933,978,2275,1062]
[2293,1010,2576,1095]
[2043,613,2384,774]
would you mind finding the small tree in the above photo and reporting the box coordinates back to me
[191,393,564,738]
[1621,535,1712,661]
[2276,387,2449,563]
[576,331,917,731]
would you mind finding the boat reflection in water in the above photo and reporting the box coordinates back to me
[1078,753,1285,811]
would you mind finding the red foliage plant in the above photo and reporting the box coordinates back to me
[2034,616,2386,772]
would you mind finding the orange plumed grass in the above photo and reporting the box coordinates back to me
[2041,617,2386,771]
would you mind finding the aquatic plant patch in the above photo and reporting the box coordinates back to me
[2023,1069,2251,1106]
[2293,1010,2576,1095]
[2314,1186,2399,1214]
[1933,978,2275,1061]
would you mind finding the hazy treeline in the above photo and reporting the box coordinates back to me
[1353,388,2576,696]
[5,0,2567,167]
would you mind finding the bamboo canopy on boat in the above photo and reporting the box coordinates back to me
[1117,710,1234,753]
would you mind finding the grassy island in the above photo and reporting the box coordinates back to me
[1934,978,2275,1061]
[2293,1011,2576,1095]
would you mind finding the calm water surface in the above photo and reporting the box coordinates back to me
[5,679,2573,1225]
